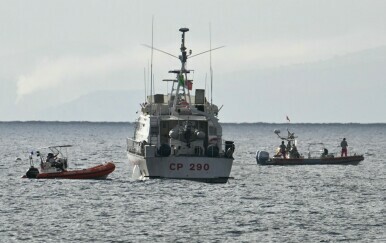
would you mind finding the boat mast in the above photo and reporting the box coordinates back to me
[141,26,224,114]
[172,28,190,111]
[180,26,189,104]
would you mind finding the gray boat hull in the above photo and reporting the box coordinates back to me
[128,152,233,183]
[257,155,364,166]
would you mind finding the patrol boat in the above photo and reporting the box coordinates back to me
[127,27,235,183]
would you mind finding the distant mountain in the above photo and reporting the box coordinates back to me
[39,90,143,122]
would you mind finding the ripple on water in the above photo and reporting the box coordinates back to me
[0,122,385,242]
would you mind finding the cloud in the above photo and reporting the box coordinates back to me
[16,48,145,102]
[215,31,386,72]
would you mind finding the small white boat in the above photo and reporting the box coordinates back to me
[256,130,364,166]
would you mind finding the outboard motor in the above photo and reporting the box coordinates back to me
[25,167,39,178]
[25,151,39,178]
[256,150,270,164]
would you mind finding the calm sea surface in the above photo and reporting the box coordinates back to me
[0,122,385,242]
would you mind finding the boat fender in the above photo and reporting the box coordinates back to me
[26,167,39,178]
[158,144,171,157]
[194,130,205,139]
[225,148,234,158]
[206,144,219,157]
[225,141,235,158]
[169,128,179,139]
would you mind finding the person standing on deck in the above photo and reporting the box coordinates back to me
[341,138,348,157]
[286,141,291,154]
[280,141,287,159]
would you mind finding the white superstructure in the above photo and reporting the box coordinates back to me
[127,28,234,183]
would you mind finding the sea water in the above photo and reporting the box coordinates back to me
[0,122,384,242]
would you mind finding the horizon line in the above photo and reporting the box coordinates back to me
[1,120,385,125]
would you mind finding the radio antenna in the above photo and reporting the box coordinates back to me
[144,67,147,101]
[210,23,213,105]
[150,15,154,104]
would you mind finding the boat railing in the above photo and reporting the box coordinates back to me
[307,147,362,159]
[329,148,362,157]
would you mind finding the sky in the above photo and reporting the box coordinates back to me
[0,0,385,123]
